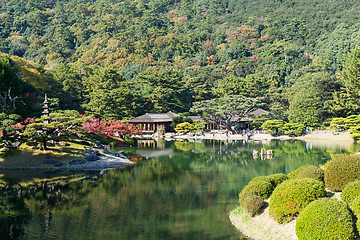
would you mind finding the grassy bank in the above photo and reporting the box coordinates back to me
[0,141,87,168]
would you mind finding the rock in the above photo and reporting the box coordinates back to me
[43,159,59,164]
[114,152,126,158]
[58,141,67,146]
[69,159,86,165]
[54,162,64,167]
[85,153,100,161]
[85,149,101,156]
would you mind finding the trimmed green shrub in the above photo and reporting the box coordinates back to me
[238,178,274,205]
[261,120,284,136]
[288,165,324,182]
[266,173,288,188]
[342,180,360,205]
[296,199,355,240]
[324,155,360,191]
[269,178,327,223]
[242,195,265,217]
[350,196,360,234]
[350,196,360,216]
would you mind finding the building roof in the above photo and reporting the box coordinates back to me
[128,111,180,123]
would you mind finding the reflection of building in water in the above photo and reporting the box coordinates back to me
[137,139,165,149]
[253,149,274,160]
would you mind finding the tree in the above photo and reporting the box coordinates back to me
[82,67,137,120]
[190,95,259,132]
[332,47,360,117]
[137,66,191,113]
[23,110,88,151]
[261,120,284,136]
[288,71,335,127]
[80,117,141,140]
[0,112,23,149]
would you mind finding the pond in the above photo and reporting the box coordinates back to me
[0,139,358,240]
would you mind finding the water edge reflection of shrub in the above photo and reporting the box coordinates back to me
[324,155,360,192]
[269,178,327,223]
[296,198,355,240]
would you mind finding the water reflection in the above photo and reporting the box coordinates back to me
[0,139,357,239]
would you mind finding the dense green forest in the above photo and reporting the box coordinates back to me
[1,0,360,127]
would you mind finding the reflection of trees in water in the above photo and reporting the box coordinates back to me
[0,173,103,239]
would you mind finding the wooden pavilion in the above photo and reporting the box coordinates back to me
[128,111,179,134]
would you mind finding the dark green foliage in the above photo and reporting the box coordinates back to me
[296,199,355,240]
[242,195,265,217]
[269,178,327,223]
[238,177,274,205]
[342,180,360,205]
[288,165,324,182]
[324,155,360,192]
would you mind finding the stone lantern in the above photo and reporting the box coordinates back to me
[42,94,50,124]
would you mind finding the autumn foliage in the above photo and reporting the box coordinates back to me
[81,117,141,139]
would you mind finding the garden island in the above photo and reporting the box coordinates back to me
[2,0,360,239]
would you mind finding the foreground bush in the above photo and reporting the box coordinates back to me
[342,180,360,205]
[324,155,360,191]
[350,196,360,234]
[269,178,327,223]
[266,173,288,188]
[238,178,273,205]
[242,195,265,217]
[288,165,324,182]
[296,199,355,240]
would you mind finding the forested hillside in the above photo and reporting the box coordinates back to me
[1,0,360,126]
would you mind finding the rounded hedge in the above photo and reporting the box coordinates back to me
[324,155,360,191]
[242,195,265,217]
[238,178,274,205]
[266,173,288,188]
[269,178,327,223]
[350,196,360,216]
[296,199,355,240]
[288,165,324,182]
[342,180,360,205]
[350,196,360,234]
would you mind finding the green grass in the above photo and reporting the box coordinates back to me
[0,140,87,168]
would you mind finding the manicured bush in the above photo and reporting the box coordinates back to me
[350,196,360,216]
[342,180,360,205]
[288,165,324,182]
[296,199,355,240]
[324,155,360,191]
[242,195,265,217]
[238,177,274,205]
[269,178,327,223]
[350,196,360,234]
[266,173,288,188]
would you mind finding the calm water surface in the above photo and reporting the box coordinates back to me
[0,139,357,240]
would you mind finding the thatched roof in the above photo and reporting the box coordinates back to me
[128,111,179,123]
